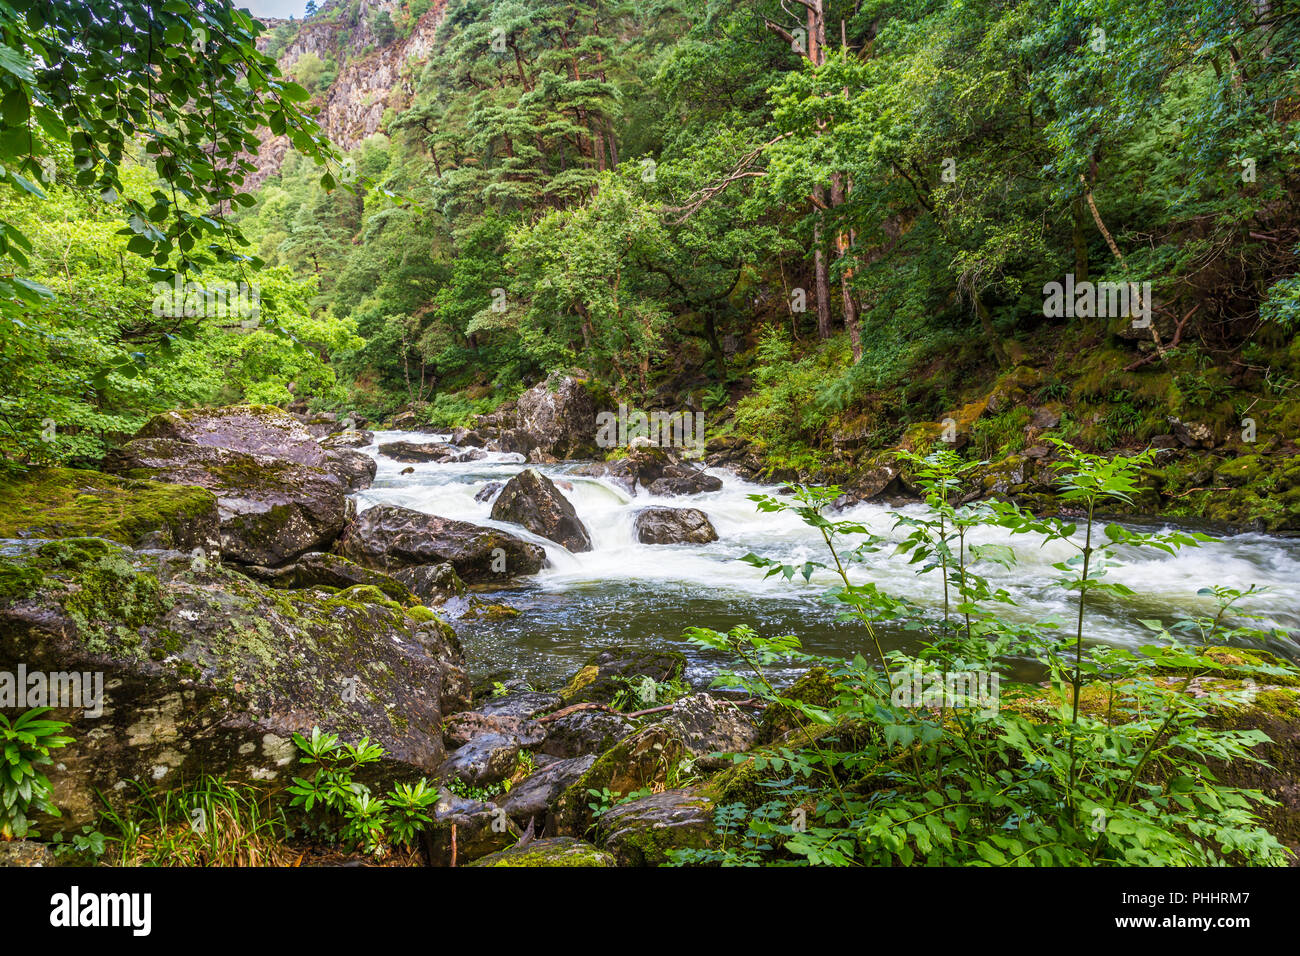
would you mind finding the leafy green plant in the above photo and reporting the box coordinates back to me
[670,443,1295,867]
[0,708,72,840]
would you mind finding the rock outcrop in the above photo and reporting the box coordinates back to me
[0,538,467,827]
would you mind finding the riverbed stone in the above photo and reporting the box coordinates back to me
[437,732,524,787]
[490,469,592,552]
[478,691,563,721]
[663,693,760,770]
[336,504,546,582]
[443,711,546,750]
[241,551,414,603]
[378,441,484,464]
[423,789,519,866]
[539,709,636,758]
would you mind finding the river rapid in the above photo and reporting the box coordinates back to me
[354,430,1300,689]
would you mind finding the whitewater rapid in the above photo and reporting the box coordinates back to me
[352,430,1300,682]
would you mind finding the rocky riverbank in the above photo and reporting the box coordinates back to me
[2,390,1299,867]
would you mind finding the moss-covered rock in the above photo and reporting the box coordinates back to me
[468,836,616,867]
[0,539,468,827]
[0,467,219,552]
[558,647,687,705]
[595,787,714,866]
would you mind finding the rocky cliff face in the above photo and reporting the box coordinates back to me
[250,0,447,187]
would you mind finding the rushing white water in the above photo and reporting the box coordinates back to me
[354,430,1300,683]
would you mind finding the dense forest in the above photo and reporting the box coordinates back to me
[1,0,1299,879]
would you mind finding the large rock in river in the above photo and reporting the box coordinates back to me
[512,375,606,459]
[634,507,717,544]
[491,469,592,552]
[106,438,349,567]
[0,538,468,827]
[337,504,546,582]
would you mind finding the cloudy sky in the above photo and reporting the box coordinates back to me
[242,1,308,18]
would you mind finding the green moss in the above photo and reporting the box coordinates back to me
[0,467,216,546]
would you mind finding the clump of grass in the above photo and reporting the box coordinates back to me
[97,775,293,867]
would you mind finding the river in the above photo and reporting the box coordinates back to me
[354,431,1300,689]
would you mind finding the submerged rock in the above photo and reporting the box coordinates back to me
[633,507,718,545]
[336,504,546,582]
[491,469,592,552]
[0,538,467,827]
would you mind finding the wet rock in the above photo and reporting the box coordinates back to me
[0,840,57,867]
[450,427,488,448]
[490,469,592,552]
[391,563,465,605]
[500,754,597,824]
[662,693,760,770]
[322,448,376,492]
[378,441,485,464]
[0,539,467,827]
[474,481,503,504]
[468,836,615,867]
[568,460,637,495]
[540,709,635,759]
[559,648,687,705]
[634,507,718,545]
[438,732,523,787]
[478,691,563,721]
[320,429,374,450]
[596,788,714,866]
[336,504,546,582]
[106,438,349,567]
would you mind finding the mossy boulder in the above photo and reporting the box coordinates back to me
[468,836,616,867]
[106,438,350,566]
[0,467,219,553]
[595,787,714,866]
[759,667,839,743]
[336,504,546,583]
[242,552,416,604]
[558,647,687,705]
[0,538,468,827]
